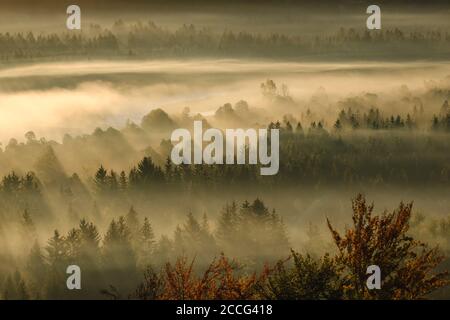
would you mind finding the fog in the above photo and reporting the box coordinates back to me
[0,2,449,299]
[1,59,449,143]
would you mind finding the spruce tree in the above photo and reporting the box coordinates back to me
[126,206,139,234]
[138,217,155,266]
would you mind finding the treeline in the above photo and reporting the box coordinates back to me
[275,101,450,132]
[1,119,449,214]
[0,198,288,299]
[2,22,450,62]
[332,100,450,131]
[90,114,450,191]
[0,31,119,61]
[95,135,448,191]
[1,195,448,299]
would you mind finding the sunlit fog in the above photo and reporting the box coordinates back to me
[0,0,449,300]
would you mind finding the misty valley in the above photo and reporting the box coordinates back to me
[0,1,449,301]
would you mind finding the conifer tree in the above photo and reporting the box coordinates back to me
[46,230,67,266]
[119,171,127,190]
[138,217,155,266]
[26,241,47,293]
[94,165,108,195]
[21,209,36,236]
[126,206,140,234]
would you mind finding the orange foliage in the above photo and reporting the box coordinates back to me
[134,254,270,300]
[327,194,448,299]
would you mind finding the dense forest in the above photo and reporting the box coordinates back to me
[1,193,449,299]
[1,22,450,62]
[0,2,449,300]
[0,78,449,299]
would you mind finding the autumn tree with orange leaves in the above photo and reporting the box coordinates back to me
[133,254,269,300]
[327,194,448,299]
[126,194,448,300]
